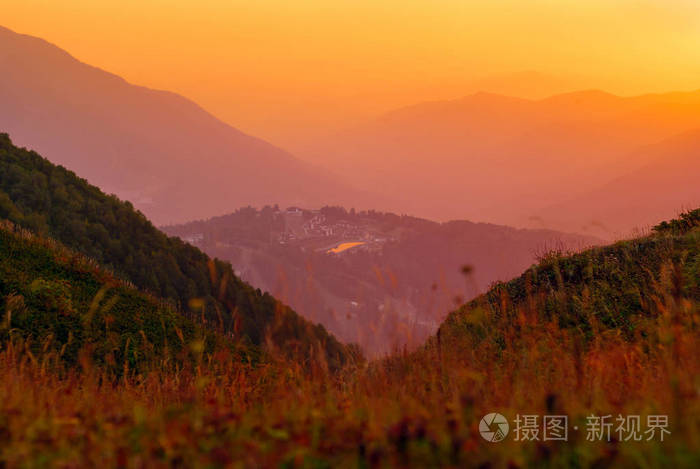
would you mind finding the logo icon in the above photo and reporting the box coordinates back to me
[480,413,509,442]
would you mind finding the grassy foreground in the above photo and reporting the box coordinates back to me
[0,211,698,467]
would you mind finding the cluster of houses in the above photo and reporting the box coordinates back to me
[177,207,394,255]
[275,208,392,252]
[181,232,204,246]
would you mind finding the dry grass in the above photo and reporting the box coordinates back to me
[1,216,699,467]
[0,275,697,468]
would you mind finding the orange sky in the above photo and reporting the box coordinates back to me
[4,0,700,148]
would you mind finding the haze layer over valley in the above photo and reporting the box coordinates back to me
[163,206,599,355]
[299,89,700,239]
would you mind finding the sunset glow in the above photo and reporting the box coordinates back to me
[4,0,700,147]
[1,1,699,466]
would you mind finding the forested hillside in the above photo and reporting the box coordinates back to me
[0,133,351,368]
[0,220,251,373]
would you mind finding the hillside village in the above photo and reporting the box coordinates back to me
[180,206,396,254]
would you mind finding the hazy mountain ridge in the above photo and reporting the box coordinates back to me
[4,23,696,239]
[0,25,368,226]
[537,128,700,236]
[301,87,700,234]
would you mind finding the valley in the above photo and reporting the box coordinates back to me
[163,206,599,355]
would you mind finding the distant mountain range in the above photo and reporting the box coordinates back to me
[163,206,600,355]
[463,71,587,100]
[301,88,700,238]
[0,25,368,226]
[3,24,698,238]
[538,128,700,236]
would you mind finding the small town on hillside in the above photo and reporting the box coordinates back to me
[182,207,395,254]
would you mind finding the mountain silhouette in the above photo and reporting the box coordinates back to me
[537,129,700,237]
[0,25,363,225]
[301,88,700,231]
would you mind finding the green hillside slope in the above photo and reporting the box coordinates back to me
[440,208,700,343]
[0,220,248,373]
[356,209,699,466]
[0,133,350,368]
